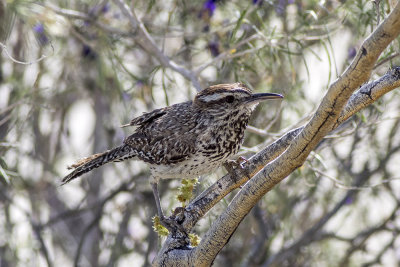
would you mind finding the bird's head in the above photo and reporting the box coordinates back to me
[194,83,283,115]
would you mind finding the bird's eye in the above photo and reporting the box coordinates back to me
[225,95,235,103]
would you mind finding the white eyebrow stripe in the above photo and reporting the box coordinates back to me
[199,89,250,102]
[200,92,230,102]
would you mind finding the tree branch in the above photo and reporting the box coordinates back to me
[152,2,400,265]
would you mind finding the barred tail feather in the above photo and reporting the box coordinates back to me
[61,144,136,185]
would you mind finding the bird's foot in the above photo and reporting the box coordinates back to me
[236,156,249,166]
[151,182,189,243]
[159,208,189,241]
[224,156,248,184]
[224,156,248,170]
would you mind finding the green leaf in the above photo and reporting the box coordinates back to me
[189,233,201,247]
[230,8,249,42]
[152,216,169,236]
[0,159,10,184]
[176,178,198,206]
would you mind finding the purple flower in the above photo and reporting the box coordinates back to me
[33,23,44,33]
[88,3,110,17]
[275,0,286,16]
[33,23,49,45]
[101,3,110,13]
[345,196,354,205]
[275,0,295,15]
[203,0,217,17]
[81,44,97,59]
[208,41,220,57]
[348,47,357,60]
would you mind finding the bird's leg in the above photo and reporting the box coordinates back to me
[151,182,187,235]
[151,182,165,219]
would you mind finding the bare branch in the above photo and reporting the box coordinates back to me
[112,0,202,91]
[194,34,260,75]
[45,3,128,35]
[0,41,53,65]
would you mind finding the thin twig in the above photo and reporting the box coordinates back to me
[374,52,400,69]
[45,3,127,35]
[0,42,52,65]
[194,34,260,75]
[113,0,202,91]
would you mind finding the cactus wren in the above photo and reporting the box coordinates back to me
[62,83,283,223]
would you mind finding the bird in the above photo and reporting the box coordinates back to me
[61,83,283,226]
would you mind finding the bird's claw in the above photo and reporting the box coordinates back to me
[224,156,248,171]
[159,209,187,238]
[224,156,248,183]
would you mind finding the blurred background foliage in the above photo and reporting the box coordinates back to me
[1,0,400,266]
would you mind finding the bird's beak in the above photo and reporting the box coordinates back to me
[245,93,284,104]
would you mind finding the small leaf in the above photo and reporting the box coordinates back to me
[0,157,10,184]
[176,178,198,206]
[152,216,169,236]
[0,166,10,184]
[189,233,201,247]
[361,113,367,123]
